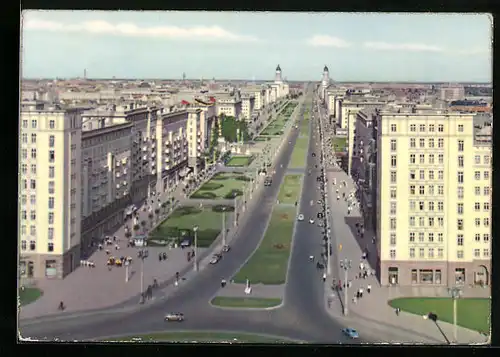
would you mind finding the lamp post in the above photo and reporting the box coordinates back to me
[340,258,352,315]
[449,286,462,344]
[233,196,238,227]
[138,248,149,304]
[221,207,227,246]
[193,225,199,271]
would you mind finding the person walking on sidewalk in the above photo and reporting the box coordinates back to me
[367,284,371,294]
[322,273,326,282]
[359,287,364,298]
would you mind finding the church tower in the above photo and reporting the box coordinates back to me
[275,64,283,83]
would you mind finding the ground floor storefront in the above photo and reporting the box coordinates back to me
[19,245,81,281]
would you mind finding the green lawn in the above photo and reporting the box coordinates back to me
[389,297,491,333]
[190,172,250,200]
[226,156,254,167]
[332,137,347,152]
[211,297,282,308]
[149,206,223,247]
[18,287,42,306]
[289,137,309,168]
[102,331,299,343]
[277,175,302,204]
[233,206,296,284]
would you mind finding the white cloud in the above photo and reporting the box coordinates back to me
[22,18,259,42]
[364,41,443,52]
[454,48,491,56]
[307,35,351,48]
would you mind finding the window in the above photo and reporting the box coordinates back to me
[428,248,434,258]
[419,201,424,211]
[457,219,463,230]
[49,166,55,178]
[428,170,434,180]
[409,170,416,180]
[30,195,36,205]
[458,140,464,152]
[31,119,38,129]
[409,201,416,211]
[457,203,463,214]
[429,154,434,164]
[437,201,443,211]
[419,248,425,258]
[48,242,54,252]
[31,164,36,175]
[31,148,37,159]
[419,170,425,180]
[48,228,54,240]
[484,171,489,180]
[429,124,435,132]
[483,202,490,211]
[22,119,28,128]
[31,133,37,144]
[475,234,481,242]
[438,233,444,242]
[483,249,489,258]
[438,124,444,132]
[428,202,434,211]
[438,171,443,180]
[419,217,425,227]
[410,124,416,132]
[30,240,36,251]
[438,248,444,258]
[30,210,36,220]
[475,155,481,164]
[419,138,425,148]
[390,124,397,132]
[473,249,480,258]
[458,124,464,132]
[419,232,425,242]
[390,171,397,183]
[409,248,415,258]
[475,218,481,227]
[390,218,397,230]
[390,139,397,151]
[30,179,36,189]
[474,171,481,180]
[438,154,444,164]
[390,250,396,259]
[48,212,54,224]
[438,138,444,148]
[419,154,425,164]
[390,202,397,215]
[30,225,36,235]
[22,133,28,143]
[483,234,490,242]
[484,187,490,196]
[458,172,464,183]
[390,233,396,246]
[484,155,490,165]
[457,250,464,259]
[419,124,425,132]
[484,218,490,227]
[409,216,415,226]
[391,155,397,168]
[48,197,55,209]
[410,185,415,195]
[22,149,28,159]
[428,217,434,226]
[457,234,464,246]
[428,233,434,242]
[428,138,434,148]
[48,181,55,194]
[21,195,26,205]
[21,210,27,220]
[419,186,425,195]
[49,150,55,162]
[410,138,416,148]
[49,120,55,129]
[49,135,55,148]
[409,232,415,242]
[21,164,27,175]
[21,240,27,250]
[409,154,416,164]
[438,185,444,195]
[474,186,481,196]
[390,188,397,199]
[429,185,435,195]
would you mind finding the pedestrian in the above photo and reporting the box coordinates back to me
[322,273,326,282]
[158,253,162,262]
[367,284,371,293]
[353,296,357,304]
[162,252,167,260]
[359,287,364,298]
[395,308,400,316]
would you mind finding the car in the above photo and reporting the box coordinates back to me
[180,239,191,248]
[210,254,222,264]
[222,245,231,252]
[342,328,359,339]
[317,212,324,219]
[264,180,272,186]
[312,152,316,157]
[309,218,315,224]
[317,200,323,205]
[125,204,137,216]
[164,313,184,322]
[297,214,304,221]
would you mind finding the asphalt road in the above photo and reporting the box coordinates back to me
[19,87,365,344]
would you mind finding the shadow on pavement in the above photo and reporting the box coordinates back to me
[434,321,451,344]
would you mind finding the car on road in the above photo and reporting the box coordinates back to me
[210,254,222,264]
[222,245,231,252]
[164,313,184,322]
[297,214,305,221]
[125,204,138,216]
[180,239,191,248]
[342,328,359,339]
[317,212,324,219]
[309,218,315,224]
[264,178,272,186]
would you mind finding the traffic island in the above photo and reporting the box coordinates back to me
[388,297,490,334]
[211,296,282,308]
[226,155,254,167]
[102,330,300,343]
[190,172,250,200]
[277,175,302,205]
[289,137,309,168]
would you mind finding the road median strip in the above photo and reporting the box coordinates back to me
[211,296,282,308]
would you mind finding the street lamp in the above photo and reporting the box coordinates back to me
[340,258,352,315]
[193,225,199,271]
[221,207,227,246]
[449,286,462,343]
[138,248,149,304]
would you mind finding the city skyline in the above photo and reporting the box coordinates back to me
[21,11,492,82]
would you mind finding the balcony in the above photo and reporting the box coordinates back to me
[123,180,128,186]
[116,161,121,167]
[142,146,148,152]
[164,157,170,163]
[143,155,148,161]
[151,161,156,167]
[151,152,156,158]
[116,172,121,178]
[116,184,121,189]
[164,148,170,154]
[151,170,156,175]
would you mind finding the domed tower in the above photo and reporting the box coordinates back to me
[322,65,330,87]
[275,64,283,83]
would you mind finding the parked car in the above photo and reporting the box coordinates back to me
[164,313,184,322]
[342,328,359,339]
[309,218,315,224]
[222,245,231,253]
[180,240,191,248]
[297,214,304,221]
[210,254,222,265]
[125,205,137,217]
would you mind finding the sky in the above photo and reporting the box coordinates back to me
[20,11,492,82]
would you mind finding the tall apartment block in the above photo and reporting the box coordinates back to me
[375,112,492,287]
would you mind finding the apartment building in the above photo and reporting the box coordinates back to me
[216,95,242,119]
[241,94,256,122]
[19,108,83,279]
[376,111,492,287]
[80,122,133,253]
[242,86,266,110]
[187,108,202,173]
